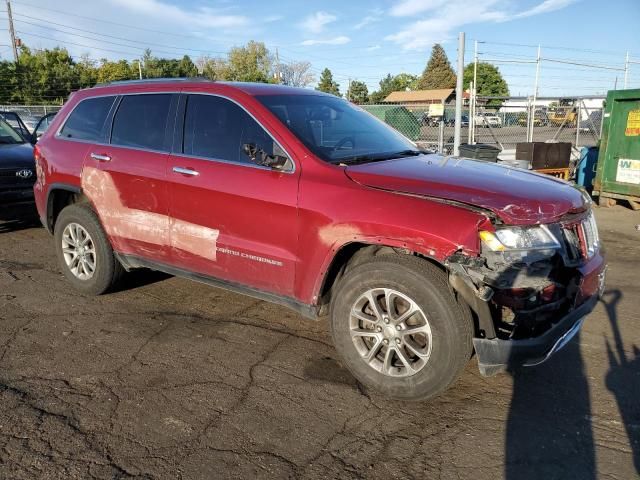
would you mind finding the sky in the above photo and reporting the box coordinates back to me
[1,0,639,97]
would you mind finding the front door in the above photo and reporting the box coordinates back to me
[167,93,299,297]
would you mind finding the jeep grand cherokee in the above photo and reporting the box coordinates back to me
[33,79,606,400]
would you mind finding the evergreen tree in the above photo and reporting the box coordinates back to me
[416,44,456,90]
[348,80,369,104]
[316,68,341,96]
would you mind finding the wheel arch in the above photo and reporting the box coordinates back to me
[314,240,448,316]
[45,183,88,233]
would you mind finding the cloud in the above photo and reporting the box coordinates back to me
[354,8,384,29]
[300,11,337,34]
[109,0,249,28]
[510,0,577,19]
[386,0,578,50]
[301,36,351,46]
[366,45,382,51]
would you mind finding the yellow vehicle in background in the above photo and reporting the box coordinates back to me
[548,99,577,127]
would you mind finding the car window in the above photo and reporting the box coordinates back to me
[60,96,115,142]
[0,118,25,144]
[183,94,283,165]
[111,94,172,151]
[256,94,416,164]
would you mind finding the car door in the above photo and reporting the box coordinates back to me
[167,93,299,297]
[82,93,178,262]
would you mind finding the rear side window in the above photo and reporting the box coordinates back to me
[111,94,172,151]
[183,94,280,165]
[59,96,115,141]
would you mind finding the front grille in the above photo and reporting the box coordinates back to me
[562,212,599,260]
[0,168,34,186]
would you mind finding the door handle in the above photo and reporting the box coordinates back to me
[173,166,199,176]
[90,153,111,162]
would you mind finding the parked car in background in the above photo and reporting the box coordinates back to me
[421,112,469,127]
[31,112,57,143]
[579,110,603,132]
[0,111,32,140]
[34,79,605,401]
[0,118,35,203]
[517,110,549,127]
[474,111,502,128]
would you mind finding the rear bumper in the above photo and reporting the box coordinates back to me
[473,293,599,376]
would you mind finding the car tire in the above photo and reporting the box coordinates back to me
[54,203,124,295]
[330,255,473,401]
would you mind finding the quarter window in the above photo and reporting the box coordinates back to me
[111,94,172,151]
[183,94,282,165]
[60,96,115,142]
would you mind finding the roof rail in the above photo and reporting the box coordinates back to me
[94,77,214,88]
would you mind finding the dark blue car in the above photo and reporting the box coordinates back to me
[0,118,35,204]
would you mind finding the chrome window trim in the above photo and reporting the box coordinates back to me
[179,91,296,174]
[55,90,297,175]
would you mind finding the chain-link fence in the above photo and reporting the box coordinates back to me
[0,105,63,121]
[362,97,604,158]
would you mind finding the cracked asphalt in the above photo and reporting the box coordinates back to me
[0,202,638,479]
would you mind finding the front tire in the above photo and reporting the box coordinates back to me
[330,255,472,401]
[54,203,124,295]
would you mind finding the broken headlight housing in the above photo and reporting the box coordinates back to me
[480,225,561,256]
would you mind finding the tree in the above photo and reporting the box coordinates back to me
[226,41,273,82]
[316,68,340,96]
[348,80,369,104]
[416,44,456,90]
[370,73,418,103]
[280,61,315,87]
[462,62,509,98]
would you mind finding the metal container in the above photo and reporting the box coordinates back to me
[516,142,572,169]
[459,143,501,162]
[576,146,598,191]
[593,89,640,209]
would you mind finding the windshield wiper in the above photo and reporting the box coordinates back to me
[335,149,423,165]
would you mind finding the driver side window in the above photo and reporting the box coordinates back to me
[183,94,286,167]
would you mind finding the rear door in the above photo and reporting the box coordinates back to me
[167,93,299,297]
[82,93,178,262]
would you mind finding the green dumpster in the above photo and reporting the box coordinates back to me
[593,89,640,209]
[361,105,421,141]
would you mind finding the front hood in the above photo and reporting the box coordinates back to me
[345,154,587,225]
[0,143,35,169]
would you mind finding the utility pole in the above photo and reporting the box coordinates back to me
[453,32,465,156]
[530,44,541,142]
[624,52,629,89]
[471,39,479,144]
[137,58,143,79]
[6,0,18,62]
[347,77,351,102]
[275,47,281,84]
[467,81,473,144]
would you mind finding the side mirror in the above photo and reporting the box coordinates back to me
[242,143,289,170]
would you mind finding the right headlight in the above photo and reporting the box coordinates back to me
[479,225,561,252]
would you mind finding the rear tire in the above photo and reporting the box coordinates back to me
[330,255,472,401]
[54,203,124,295]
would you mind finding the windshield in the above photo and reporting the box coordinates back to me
[0,118,25,144]
[256,94,419,164]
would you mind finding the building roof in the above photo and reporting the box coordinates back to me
[384,88,454,103]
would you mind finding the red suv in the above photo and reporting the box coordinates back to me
[33,79,605,400]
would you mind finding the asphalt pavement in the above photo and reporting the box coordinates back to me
[0,201,638,479]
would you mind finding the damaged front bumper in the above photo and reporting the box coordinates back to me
[447,213,606,377]
[472,293,597,376]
